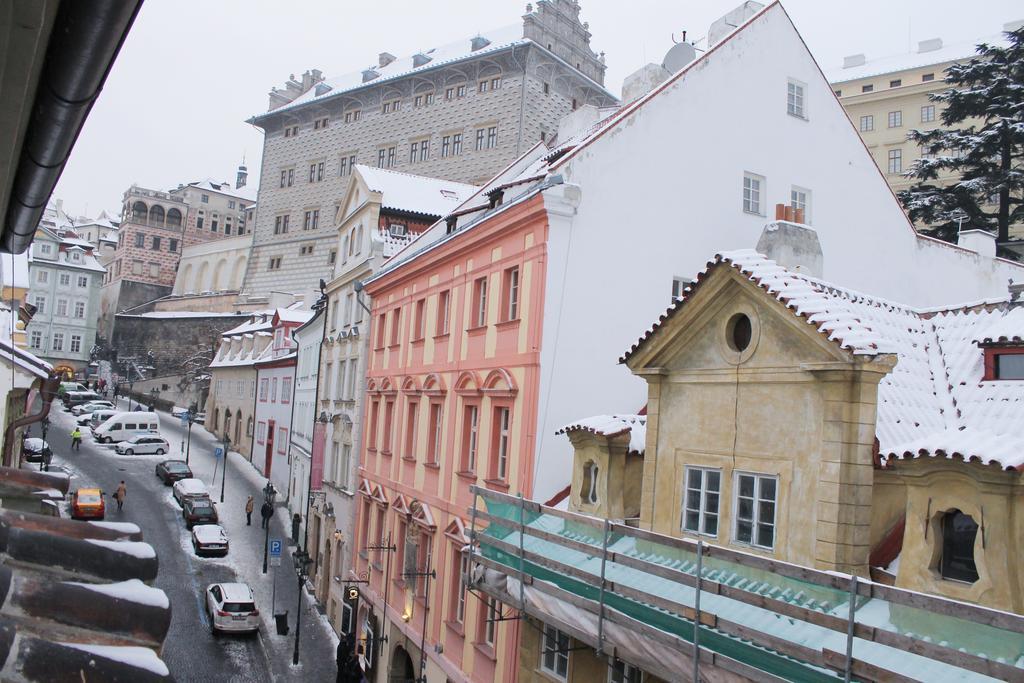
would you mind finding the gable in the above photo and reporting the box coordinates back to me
[338,170,376,228]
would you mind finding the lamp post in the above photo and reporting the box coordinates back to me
[220,433,230,503]
[262,481,277,574]
[292,548,312,666]
[185,411,195,467]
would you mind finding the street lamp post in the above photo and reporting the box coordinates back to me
[262,481,277,574]
[185,411,195,467]
[292,548,312,666]
[220,433,230,503]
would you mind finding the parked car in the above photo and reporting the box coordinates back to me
[192,523,228,555]
[58,382,88,397]
[71,400,114,416]
[87,409,118,429]
[93,412,161,443]
[71,487,105,520]
[21,437,51,463]
[194,412,206,424]
[155,459,192,485]
[114,435,170,456]
[205,583,258,634]
[172,478,210,506]
[63,391,102,408]
[183,498,218,529]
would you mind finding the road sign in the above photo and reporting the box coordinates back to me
[270,539,282,567]
[179,412,190,427]
[214,446,224,459]
[270,556,281,567]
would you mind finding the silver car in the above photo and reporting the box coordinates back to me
[114,434,170,456]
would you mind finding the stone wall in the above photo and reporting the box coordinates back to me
[111,312,250,378]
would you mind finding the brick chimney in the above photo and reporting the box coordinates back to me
[757,204,823,277]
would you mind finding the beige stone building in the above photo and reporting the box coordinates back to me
[827,22,1021,235]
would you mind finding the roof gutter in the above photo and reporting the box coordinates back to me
[3,0,143,254]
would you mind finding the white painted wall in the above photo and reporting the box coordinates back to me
[254,362,297,493]
[290,311,324,515]
[532,4,1024,502]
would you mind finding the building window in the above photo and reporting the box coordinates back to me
[478,80,489,93]
[441,136,451,158]
[151,236,161,250]
[833,89,842,97]
[132,260,143,275]
[427,403,442,465]
[540,624,570,680]
[991,351,1024,379]
[462,405,478,471]
[274,214,290,234]
[70,334,82,354]
[389,308,401,346]
[344,110,360,123]
[196,216,204,230]
[581,461,599,505]
[492,407,510,480]
[491,77,501,90]
[387,146,396,167]
[861,84,873,93]
[201,194,209,204]
[733,472,777,549]
[475,128,485,151]
[786,79,806,118]
[451,549,469,623]
[281,378,292,403]
[921,104,936,123]
[502,267,519,320]
[472,277,487,327]
[487,126,497,149]
[268,257,282,270]
[134,233,145,248]
[303,209,320,230]
[436,290,450,335]
[382,400,395,453]
[543,82,550,95]
[339,444,351,490]
[73,301,85,318]
[368,400,379,449]
[860,115,874,132]
[51,332,64,352]
[340,154,356,176]
[452,133,462,156]
[480,597,498,646]
[403,400,417,460]
[940,509,979,583]
[259,378,269,401]
[671,277,692,301]
[314,116,329,129]
[922,73,935,82]
[887,149,902,174]
[377,149,386,168]
[682,467,720,537]
[889,78,902,88]
[790,186,811,223]
[36,270,48,284]
[742,173,764,215]
[169,238,178,252]
[412,298,426,340]
[610,659,642,683]
[56,299,68,317]
[58,272,70,286]
[77,275,88,288]
[888,110,902,128]
[39,243,53,256]
[29,330,42,349]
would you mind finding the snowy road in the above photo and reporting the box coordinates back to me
[39,399,338,681]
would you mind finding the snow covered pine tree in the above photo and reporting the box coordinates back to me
[898,26,1024,251]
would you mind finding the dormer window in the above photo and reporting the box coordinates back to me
[581,461,599,505]
[939,509,979,583]
[982,347,1024,380]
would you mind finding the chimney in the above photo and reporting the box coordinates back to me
[707,1,765,47]
[471,36,491,51]
[621,63,670,101]
[957,229,996,258]
[917,38,943,53]
[757,209,824,278]
[378,52,396,68]
[412,52,432,67]
[362,68,380,83]
[843,54,866,68]
[1009,280,1024,304]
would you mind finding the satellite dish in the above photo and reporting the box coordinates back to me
[662,42,697,74]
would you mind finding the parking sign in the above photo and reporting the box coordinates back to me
[270,539,282,567]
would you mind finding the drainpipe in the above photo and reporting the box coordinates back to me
[2,374,60,467]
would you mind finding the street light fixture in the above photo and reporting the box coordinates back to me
[292,548,313,666]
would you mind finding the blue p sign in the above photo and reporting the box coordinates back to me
[270,540,282,557]
[214,446,224,459]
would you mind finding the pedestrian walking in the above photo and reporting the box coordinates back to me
[70,427,82,451]
[114,481,127,511]
[291,513,301,545]
[41,445,52,472]
[260,501,273,529]
[245,495,254,526]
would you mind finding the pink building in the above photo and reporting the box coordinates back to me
[252,308,312,492]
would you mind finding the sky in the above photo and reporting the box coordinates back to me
[54,0,1021,218]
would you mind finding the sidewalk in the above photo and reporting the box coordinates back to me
[124,401,340,680]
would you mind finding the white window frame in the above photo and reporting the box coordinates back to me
[887,148,902,174]
[887,110,902,128]
[681,466,721,537]
[742,172,765,215]
[859,114,873,132]
[455,550,469,623]
[671,277,691,301]
[495,407,510,480]
[790,186,811,224]
[475,277,487,327]
[786,79,806,119]
[921,104,936,123]
[540,623,570,680]
[609,658,643,683]
[732,471,778,550]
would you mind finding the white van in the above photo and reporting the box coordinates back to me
[93,411,161,444]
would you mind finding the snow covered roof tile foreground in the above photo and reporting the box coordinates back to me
[356,165,479,217]
[623,250,1024,471]
[557,415,647,454]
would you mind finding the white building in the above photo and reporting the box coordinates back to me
[288,307,324,532]
[374,1,1024,508]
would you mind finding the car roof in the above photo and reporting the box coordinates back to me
[193,525,226,540]
[216,583,253,601]
[77,487,101,495]
[175,478,207,492]
[162,459,188,467]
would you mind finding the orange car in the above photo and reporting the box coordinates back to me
[71,487,105,520]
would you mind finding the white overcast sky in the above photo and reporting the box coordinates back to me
[54,0,1021,218]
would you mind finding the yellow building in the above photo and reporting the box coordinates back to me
[827,23,1021,235]
[468,247,1024,682]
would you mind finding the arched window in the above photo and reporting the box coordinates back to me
[166,208,182,227]
[581,460,599,505]
[234,410,242,443]
[342,234,350,262]
[149,205,165,227]
[940,509,979,583]
[224,410,232,440]
[132,201,148,222]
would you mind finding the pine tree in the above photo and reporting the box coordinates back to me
[898,27,1024,249]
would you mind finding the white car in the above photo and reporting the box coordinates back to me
[205,583,259,634]
[71,400,114,416]
[114,435,170,456]
[173,477,210,506]
[192,524,229,556]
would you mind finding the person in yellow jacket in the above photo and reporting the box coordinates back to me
[70,427,82,451]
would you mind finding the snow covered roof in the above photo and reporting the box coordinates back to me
[180,178,256,203]
[625,250,1024,471]
[827,31,1009,84]
[557,415,647,454]
[257,25,528,118]
[274,306,314,324]
[0,335,52,379]
[118,310,249,320]
[355,165,479,217]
